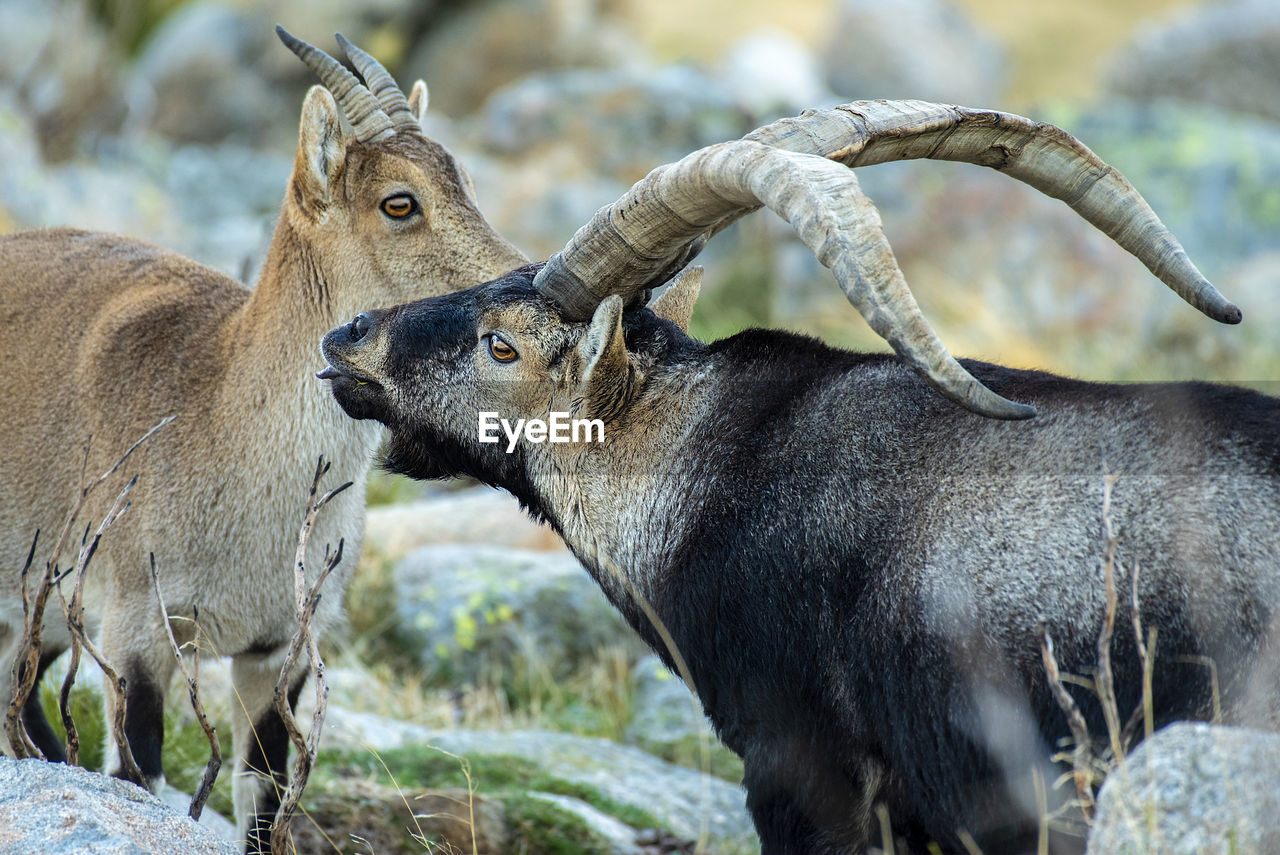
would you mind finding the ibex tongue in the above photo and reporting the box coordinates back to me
[316,366,341,380]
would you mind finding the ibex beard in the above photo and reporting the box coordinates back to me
[320,264,1280,855]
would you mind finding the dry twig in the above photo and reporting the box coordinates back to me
[60,476,146,784]
[269,457,351,855]
[150,554,222,819]
[5,415,172,765]
[1039,625,1096,821]
[1094,474,1125,765]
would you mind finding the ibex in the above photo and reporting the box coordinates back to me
[318,102,1278,854]
[0,28,525,851]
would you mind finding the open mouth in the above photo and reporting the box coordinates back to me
[316,362,383,389]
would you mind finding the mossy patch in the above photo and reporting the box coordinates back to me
[323,745,662,833]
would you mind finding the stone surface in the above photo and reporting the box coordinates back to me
[625,655,708,749]
[316,719,756,854]
[403,0,641,117]
[479,65,750,180]
[528,792,642,855]
[820,0,1007,105]
[1087,722,1280,854]
[0,0,126,161]
[1105,0,1280,124]
[425,729,755,853]
[0,757,237,854]
[392,544,644,684]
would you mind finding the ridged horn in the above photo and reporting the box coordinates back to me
[275,25,394,144]
[335,32,420,133]
[534,99,1241,419]
[746,101,1239,325]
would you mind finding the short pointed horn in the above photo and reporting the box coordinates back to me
[334,32,420,133]
[275,25,394,144]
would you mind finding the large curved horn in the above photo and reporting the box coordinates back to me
[334,33,420,133]
[746,101,1238,325]
[275,25,394,144]
[534,100,1240,419]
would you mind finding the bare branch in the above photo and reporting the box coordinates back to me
[1040,625,1096,822]
[270,457,351,855]
[1095,474,1125,764]
[150,554,222,819]
[5,416,173,762]
[5,532,44,759]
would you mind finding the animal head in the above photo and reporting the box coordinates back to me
[275,27,525,313]
[318,264,702,490]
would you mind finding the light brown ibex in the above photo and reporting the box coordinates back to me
[0,27,525,851]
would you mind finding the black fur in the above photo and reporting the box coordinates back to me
[23,650,67,763]
[120,658,166,785]
[322,274,1280,855]
[244,676,306,854]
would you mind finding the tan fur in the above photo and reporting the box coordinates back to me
[0,79,525,842]
[649,266,702,334]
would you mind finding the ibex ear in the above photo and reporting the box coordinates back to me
[574,295,637,422]
[408,80,429,126]
[650,266,702,335]
[295,85,347,207]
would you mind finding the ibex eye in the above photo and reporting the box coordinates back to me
[487,334,518,363]
[381,194,417,219]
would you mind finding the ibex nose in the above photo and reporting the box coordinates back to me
[348,313,372,342]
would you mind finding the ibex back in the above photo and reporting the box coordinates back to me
[0,28,525,852]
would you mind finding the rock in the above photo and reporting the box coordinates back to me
[1105,0,1280,124]
[0,757,238,854]
[624,655,707,749]
[478,65,751,181]
[392,544,645,685]
[528,792,642,855]
[364,486,562,561]
[0,0,127,161]
[423,729,756,853]
[156,786,237,841]
[1087,722,1280,854]
[820,0,1007,105]
[128,2,295,147]
[719,30,836,118]
[321,721,756,853]
[624,655,744,785]
[403,0,642,118]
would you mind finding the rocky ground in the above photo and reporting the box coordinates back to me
[5,0,1280,852]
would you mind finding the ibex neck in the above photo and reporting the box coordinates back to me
[531,367,714,611]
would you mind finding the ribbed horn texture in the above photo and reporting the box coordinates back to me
[275,25,394,143]
[539,140,1034,419]
[745,100,1240,325]
[534,98,1241,419]
[335,33,420,132]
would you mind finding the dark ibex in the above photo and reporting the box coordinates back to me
[0,28,525,852]
[318,102,1277,854]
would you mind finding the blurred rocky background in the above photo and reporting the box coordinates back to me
[3,0,1278,852]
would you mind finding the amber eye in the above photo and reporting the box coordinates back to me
[487,334,518,363]
[381,194,417,219]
